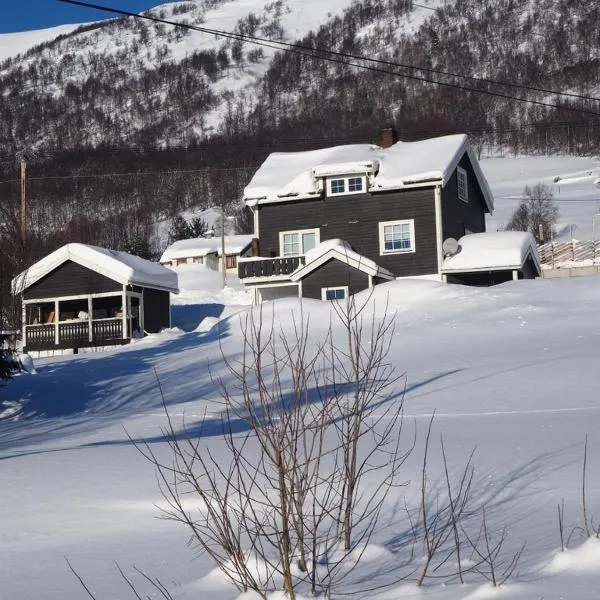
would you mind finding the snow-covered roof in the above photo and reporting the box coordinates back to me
[13,243,179,294]
[244,134,494,212]
[441,232,541,274]
[160,235,253,263]
[290,239,394,281]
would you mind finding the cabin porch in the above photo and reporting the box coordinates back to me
[23,292,142,352]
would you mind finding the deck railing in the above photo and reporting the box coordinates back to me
[238,256,305,279]
[25,318,125,350]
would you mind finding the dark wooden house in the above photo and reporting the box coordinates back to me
[238,132,495,302]
[13,243,179,353]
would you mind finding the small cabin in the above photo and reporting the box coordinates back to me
[160,235,253,273]
[13,243,179,353]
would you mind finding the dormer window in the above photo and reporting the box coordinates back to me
[327,175,366,197]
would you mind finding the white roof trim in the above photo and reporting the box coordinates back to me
[290,244,394,282]
[13,243,179,294]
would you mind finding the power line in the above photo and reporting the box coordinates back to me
[0,165,259,186]
[59,0,600,113]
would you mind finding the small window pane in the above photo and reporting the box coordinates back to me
[283,233,300,256]
[383,222,412,252]
[302,232,316,253]
[325,288,346,300]
[331,179,345,194]
[348,177,363,192]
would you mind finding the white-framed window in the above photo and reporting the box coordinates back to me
[279,228,320,256]
[457,166,468,203]
[327,175,366,196]
[378,219,415,255]
[321,286,348,301]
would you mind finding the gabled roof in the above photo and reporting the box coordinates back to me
[160,235,253,263]
[13,243,179,294]
[441,232,541,274]
[244,134,494,213]
[290,239,394,282]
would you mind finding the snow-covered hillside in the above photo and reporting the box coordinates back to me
[2,275,600,599]
[0,23,85,63]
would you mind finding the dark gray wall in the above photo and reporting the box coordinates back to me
[519,256,539,279]
[301,259,370,299]
[24,260,121,300]
[143,288,171,333]
[258,188,438,277]
[446,270,513,286]
[441,152,488,241]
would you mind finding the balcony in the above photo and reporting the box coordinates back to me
[238,256,305,280]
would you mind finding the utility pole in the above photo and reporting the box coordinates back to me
[221,204,226,289]
[20,155,27,246]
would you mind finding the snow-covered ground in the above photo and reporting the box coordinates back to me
[2,273,600,599]
[481,155,600,241]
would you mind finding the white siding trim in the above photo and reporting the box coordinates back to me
[434,185,444,277]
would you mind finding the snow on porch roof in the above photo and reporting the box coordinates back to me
[244,134,494,213]
[13,243,179,294]
[441,231,541,274]
[290,239,394,281]
[160,235,253,263]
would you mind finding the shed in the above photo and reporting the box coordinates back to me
[13,243,179,353]
[441,232,541,286]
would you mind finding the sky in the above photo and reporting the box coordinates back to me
[0,0,178,33]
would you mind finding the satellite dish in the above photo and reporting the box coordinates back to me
[442,238,459,257]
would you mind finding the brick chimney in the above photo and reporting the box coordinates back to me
[378,127,399,149]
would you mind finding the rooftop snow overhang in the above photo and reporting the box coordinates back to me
[311,160,378,178]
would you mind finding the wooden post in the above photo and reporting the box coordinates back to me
[88,296,93,343]
[121,287,128,339]
[221,204,226,289]
[20,155,27,246]
[54,299,59,345]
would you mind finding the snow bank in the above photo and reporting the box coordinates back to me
[545,538,600,573]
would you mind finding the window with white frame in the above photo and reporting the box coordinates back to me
[378,219,415,254]
[327,175,366,196]
[321,286,348,301]
[457,166,468,203]
[279,228,320,256]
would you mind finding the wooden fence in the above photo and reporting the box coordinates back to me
[538,240,600,267]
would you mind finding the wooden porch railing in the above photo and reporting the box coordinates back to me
[25,318,126,350]
[238,256,305,279]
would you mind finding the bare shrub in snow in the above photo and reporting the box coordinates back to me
[137,296,411,599]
